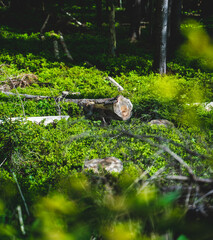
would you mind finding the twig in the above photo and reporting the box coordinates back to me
[185,184,193,207]
[17,205,26,235]
[161,145,196,179]
[105,76,124,91]
[125,149,164,193]
[0,157,7,167]
[121,131,197,179]
[138,166,166,192]
[12,172,30,216]
[194,189,213,205]
[166,175,213,184]
[14,89,26,117]
[64,11,83,26]
[58,31,73,61]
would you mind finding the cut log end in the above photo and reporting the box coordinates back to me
[113,95,133,120]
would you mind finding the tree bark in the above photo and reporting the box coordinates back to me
[153,0,169,74]
[108,0,116,57]
[65,95,133,121]
[1,92,133,121]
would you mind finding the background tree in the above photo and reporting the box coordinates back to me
[153,0,169,74]
[108,0,116,56]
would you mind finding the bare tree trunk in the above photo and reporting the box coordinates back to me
[108,0,116,57]
[153,0,169,74]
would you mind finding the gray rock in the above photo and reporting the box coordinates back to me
[84,157,123,173]
[149,119,174,128]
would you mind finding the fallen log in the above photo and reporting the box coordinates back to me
[65,95,133,121]
[1,92,133,121]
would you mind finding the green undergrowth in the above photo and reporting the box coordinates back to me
[1,60,212,129]
[0,118,212,198]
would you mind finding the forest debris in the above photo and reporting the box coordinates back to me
[1,91,51,99]
[0,73,39,89]
[17,205,26,235]
[62,91,81,96]
[0,116,70,126]
[84,157,123,173]
[1,92,133,121]
[105,76,124,91]
[166,175,213,184]
[0,84,10,91]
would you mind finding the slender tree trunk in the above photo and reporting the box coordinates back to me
[153,0,169,74]
[108,0,116,57]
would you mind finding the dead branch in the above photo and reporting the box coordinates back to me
[105,76,124,91]
[17,205,26,235]
[166,175,213,184]
[12,171,30,216]
[194,190,213,205]
[0,158,7,167]
[161,145,196,179]
[138,166,166,192]
[0,116,70,126]
[1,91,51,99]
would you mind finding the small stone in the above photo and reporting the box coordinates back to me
[84,157,123,173]
[149,119,174,128]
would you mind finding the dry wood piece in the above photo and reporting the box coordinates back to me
[65,95,133,121]
[0,74,38,89]
[84,157,123,173]
[105,76,124,91]
[0,116,70,126]
[1,91,133,121]
[1,91,51,100]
